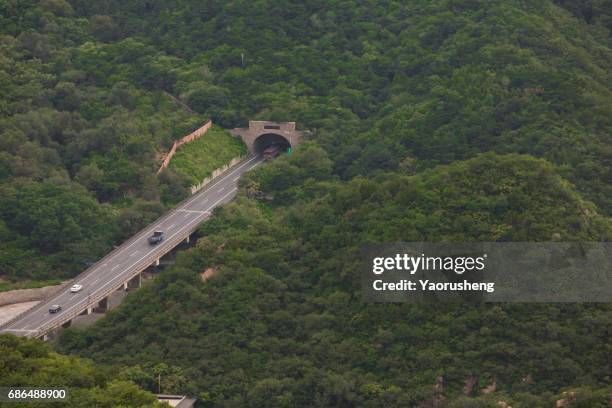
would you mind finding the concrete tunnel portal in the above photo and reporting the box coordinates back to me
[230,121,306,154]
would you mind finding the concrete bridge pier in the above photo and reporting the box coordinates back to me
[79,307,93,316]
[95,297,108,313]
[155,258,160,267]
[185,235,190,244]
[41,326,62,341]
[127,273,141,290]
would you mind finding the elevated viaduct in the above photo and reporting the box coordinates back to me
[0,156,263,340]
[0,120,308,341]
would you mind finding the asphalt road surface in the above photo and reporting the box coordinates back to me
[1,155,264,337]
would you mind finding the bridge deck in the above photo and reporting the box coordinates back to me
[0,155,263,338]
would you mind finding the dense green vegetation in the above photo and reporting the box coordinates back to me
[0,0,610,406]
[169,125,246,185]
[59,149,611,406]
[0,335,163,407]
[0,181,116,281]
[0,0,230,285]
[68,0,612,214]
[1,0,610,284]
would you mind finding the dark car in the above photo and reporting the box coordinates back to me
[148,230,164,245]
[49,305,61,314]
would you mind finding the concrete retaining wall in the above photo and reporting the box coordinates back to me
[190,155,245,194]
[0,282,68,307]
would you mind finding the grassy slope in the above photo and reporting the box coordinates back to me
[167,126,247,185]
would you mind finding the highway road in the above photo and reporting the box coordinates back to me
[0,155,264,337]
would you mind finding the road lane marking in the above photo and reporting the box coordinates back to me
[204,188,237,212]
[130,251,139,257]
[178,155,259,210]
[90,278,99,286]
[233,176,240,182]
[13,158,262,334]
[218,187,225,192]
[78,157,250,267]
[168,223,176,230]
[78,156,259,267]
[175,155,258,212]
[74,198,230,299]
[30,207,220,331]
[76,157,258,279]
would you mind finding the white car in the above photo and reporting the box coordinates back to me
[70,284,83,293]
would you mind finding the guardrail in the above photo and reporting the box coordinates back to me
[0,156,251,336]
[0,282,71,330]
[0,201,186,332]
[191,155,245,194]
[35,216,206,337]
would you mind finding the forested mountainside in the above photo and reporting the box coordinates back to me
[69,0,612,210]
[60,150,612,406]
[0,335,164,407]
[0,1,204,286]
[1,0,610,285]
[1,0,610,287]
[0,0,610,406]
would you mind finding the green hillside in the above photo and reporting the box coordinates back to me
[0,0,610,406]
[1,0,610,285]
[59,150,611,406]
[68,0,612,214]
[0,335,163,407]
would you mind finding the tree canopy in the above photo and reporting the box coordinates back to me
[0,0,610,406]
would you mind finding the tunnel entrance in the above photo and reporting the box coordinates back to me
[230,121,306,154]
[253,133,291,155]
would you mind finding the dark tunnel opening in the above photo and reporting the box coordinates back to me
[253,133,291,156]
